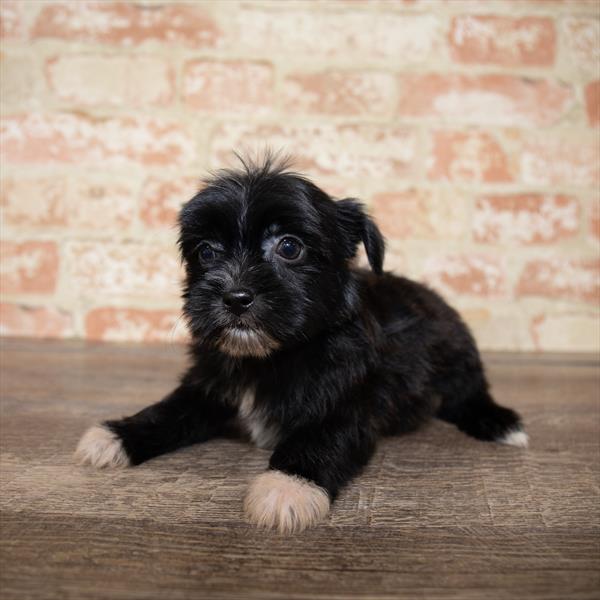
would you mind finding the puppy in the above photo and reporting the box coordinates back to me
[76,156,528,534]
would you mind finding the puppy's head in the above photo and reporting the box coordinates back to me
[179,156,385,358]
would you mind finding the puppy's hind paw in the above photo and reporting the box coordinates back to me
[75,424,130,468]
[498,427,529,448]
[244,470,330,534]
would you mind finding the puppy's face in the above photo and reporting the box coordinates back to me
[179,162,384,358]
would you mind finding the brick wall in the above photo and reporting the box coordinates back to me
[1,0,599,351]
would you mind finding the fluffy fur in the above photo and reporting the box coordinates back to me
[244,471,330,534]
[75,425,130,468]
[77,155,527,533]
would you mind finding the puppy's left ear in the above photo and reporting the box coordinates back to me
[336,199,385,275]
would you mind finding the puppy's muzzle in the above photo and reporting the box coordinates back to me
[223,289,254,316]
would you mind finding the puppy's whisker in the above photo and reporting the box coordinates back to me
[167,314,188,347]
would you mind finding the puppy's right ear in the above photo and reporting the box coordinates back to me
[336,199,385,275]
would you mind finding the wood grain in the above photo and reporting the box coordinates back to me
[1,338,599,600]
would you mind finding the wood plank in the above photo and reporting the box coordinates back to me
[1,338,598,600]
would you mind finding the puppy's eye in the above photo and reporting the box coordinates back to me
[276,237,303,261]
[198,243,216,261]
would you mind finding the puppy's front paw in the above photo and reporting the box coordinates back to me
[244,470,330,534]
[75,424,130,468]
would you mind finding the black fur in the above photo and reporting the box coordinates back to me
[98,156,525,508]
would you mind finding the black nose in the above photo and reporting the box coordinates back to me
[223,289,254,316]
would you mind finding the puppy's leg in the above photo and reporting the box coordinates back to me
[76,384,234,468]
[436,367,527,448]
[244,420,376,533]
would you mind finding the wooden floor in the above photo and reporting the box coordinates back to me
[0,338,598,600]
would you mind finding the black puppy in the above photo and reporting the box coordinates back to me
[76,156,528,533]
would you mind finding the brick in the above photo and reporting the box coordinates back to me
[0,241,59,294]
[64,242,181,299]
[383,249,405,276]
[460,308,526,351]
[450,16,555,66]
[585,81,599,127]
[32,2,219,47]
[1,178,66,227]
[427,130,514,183]
[46,55,175,107]
[397,74,573,126]
[231,9,439,61]
[517,259,599,303]
[530,313,600,352]
[211,124,418,179]
[0,113,195,166]
[423,255,506,297]
[473,195,579,245]
[0,0,24,39]
[590,200,600,242]
[322,181,356,199]
[85,307,188,343]
[0,304,73,339]
[283,71,395,116]
[1,175,137,229]
[519,134,599,186]
[371,189,465,240]
[561,17,600,75]
[0,54,38,107]
[183,60,274,113]
[140,176,199,229]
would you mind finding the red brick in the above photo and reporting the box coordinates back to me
[211,124,418,179]
[397,74,573,126]
[427,130,514,183]
[283,71,395,116]
[54,177,136,229]
[585,81,600,127]
[1,113,195,166]
[85,307,188,343]
[517,259,599,304]
[1,178,66,226]
[0,303,73,338]
[473,194,579,244]
[423,255,506,297]
[561,17,600,74]
[590,200,600,242]
[32,2,219,47]
[0,241,59,294]
[46,55,175,107]
[183,60,274,113]
[519,133,599,186]
[0,0,24,39]
[140,176,199,228]
[1,176,137,229]
[449,16,555,66]
[232,9,438,61]
[64,242,181,299]
[371,189,465,240]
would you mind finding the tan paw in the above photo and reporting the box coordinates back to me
[75,425,130,468]
[244,470,330,534]
[499,427,529,448]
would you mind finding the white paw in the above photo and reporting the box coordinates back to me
[499,427,529,448]
[244,470,330,534]
[75,425,130,468]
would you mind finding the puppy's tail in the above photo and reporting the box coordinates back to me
[437,389,528,448]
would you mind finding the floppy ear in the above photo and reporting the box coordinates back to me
[336,199,385,275]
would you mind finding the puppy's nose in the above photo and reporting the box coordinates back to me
[223,289,254,316]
